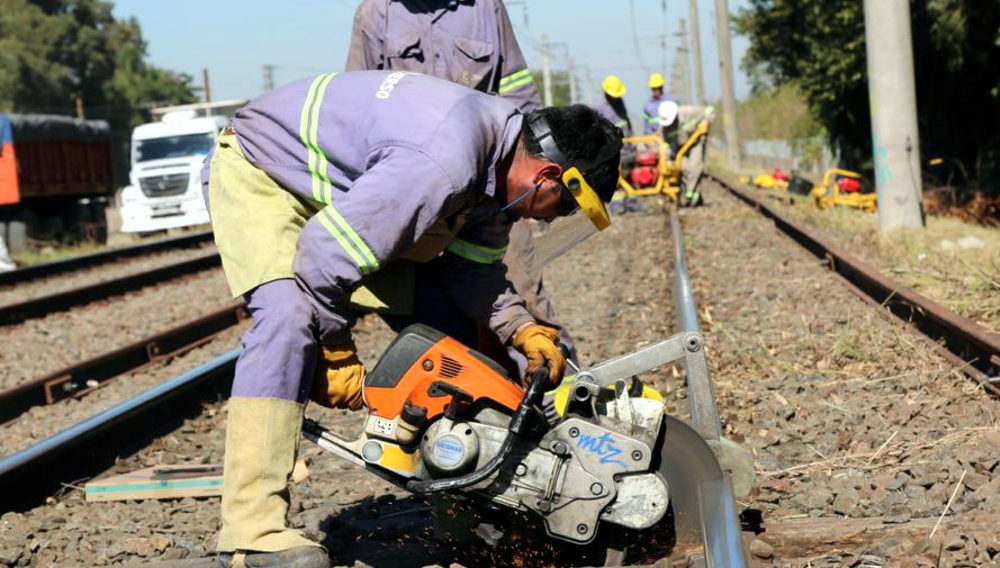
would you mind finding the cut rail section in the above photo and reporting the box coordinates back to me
[669,208,749,568]
[0,303,247,424]
[0,349,239,511]
[0,230,213,286]
[707,173,1000,395]
[0,250,222,326]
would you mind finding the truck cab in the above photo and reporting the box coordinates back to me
[119,100,244,233]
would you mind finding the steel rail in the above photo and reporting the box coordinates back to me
[0,230,213,286]
[707,173,1000,395]
[0,250,222,326]
[0,303,248,424]
[0,349,239,511]
[669,208,749,568]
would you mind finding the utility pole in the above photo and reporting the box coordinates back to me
[688,0,707,106]
[583,67,596,106]
[671,53,687,106]
[713,0,740,165]
[263,65,276,92]
[863,0,925,230]
[677,19,695,104]
[567,55,578,104]
[541,34,553,107]
[202,68,212,104]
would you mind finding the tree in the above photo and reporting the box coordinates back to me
[734,0,1000,183]
[0,0,196,181]
[0,0,194,126]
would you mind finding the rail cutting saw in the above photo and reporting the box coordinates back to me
[304,324,754,565]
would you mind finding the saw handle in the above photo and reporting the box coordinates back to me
[511,367,549,435]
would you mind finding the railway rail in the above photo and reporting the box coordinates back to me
[0,303,247,424]
[0,349,238,511]
[0,250,222,326]
[0,230,213,286]
[707,172,1000,396]
[667,208,749,567]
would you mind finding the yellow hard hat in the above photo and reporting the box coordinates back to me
[602,75,626,98]
[648,73,665,89]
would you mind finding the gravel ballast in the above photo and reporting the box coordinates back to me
[2,187,998,567]
[0,269,234,392]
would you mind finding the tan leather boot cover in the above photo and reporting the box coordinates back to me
[217,397,319,552]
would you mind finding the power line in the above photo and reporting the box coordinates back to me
[627,0,651,75]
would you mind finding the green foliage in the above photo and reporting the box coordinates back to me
[738,83,827,167]
[0,0,195,130]
[738,83,822,141]
[532,70,571,106]
[734,0,1000,183]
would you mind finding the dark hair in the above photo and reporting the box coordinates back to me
[521,105,623,202]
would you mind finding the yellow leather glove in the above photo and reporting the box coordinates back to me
[512,324,566,387]
[310,342,365,410]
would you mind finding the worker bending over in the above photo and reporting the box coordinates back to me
[346,0,578,373]
[661,102,715,207]
[205,71,622,568]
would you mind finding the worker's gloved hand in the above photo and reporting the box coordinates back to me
[310,342,365,410]
[512,324,566,387]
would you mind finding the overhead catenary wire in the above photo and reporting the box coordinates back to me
[627,0,651,75]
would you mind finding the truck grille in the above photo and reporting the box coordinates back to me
[139,173,189,197]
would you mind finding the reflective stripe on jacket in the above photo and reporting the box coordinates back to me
[224,71,532,344]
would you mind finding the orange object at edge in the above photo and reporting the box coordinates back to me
[0,143,20,206]
[365,336,525,421]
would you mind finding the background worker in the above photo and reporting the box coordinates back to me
[661,102,715,207]
[206,71,622,568]
[593,75,632,137]
[641,73,675,136]
[346,0,578,371]
[593,74,632,197]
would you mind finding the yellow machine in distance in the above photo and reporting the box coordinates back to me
[618,119,710,201]
[811,168,877,212]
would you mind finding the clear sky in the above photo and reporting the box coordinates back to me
[112,0,753,121]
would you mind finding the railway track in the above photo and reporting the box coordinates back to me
[0,230,213,286]
[0,303,247,424]
[0,250,222,326]
[707,172,1000,396]
[0,348,239,511]
[667,208,749,567]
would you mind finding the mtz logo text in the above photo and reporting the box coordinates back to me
[576,432,626,469]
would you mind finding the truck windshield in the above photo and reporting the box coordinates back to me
[135,133,215,162]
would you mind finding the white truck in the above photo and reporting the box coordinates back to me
[119,99,245,233]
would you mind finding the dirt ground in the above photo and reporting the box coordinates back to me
[686,182,1000,567]
[733,178,1000,335]
[1,182,998,567]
